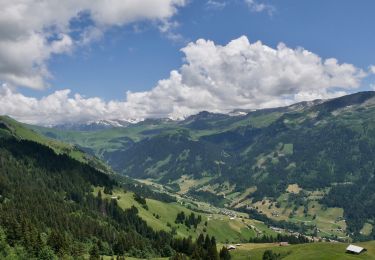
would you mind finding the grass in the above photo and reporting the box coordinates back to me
[360,223,373,236]
[286,184,302,194]
[281,143,294,155]
[174,175,212,194]
[229,241,375,260]
[250,193,347,239]
[0,116,112,173]
[95,188,275,243]
[30,121,180,157]
[102,257,167,260]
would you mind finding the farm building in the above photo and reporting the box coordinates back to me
[226,245,236,250]
[346,244,366,254]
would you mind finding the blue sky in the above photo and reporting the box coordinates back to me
[1,0,375,124]
[38,0,375,100]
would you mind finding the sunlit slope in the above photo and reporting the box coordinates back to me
[0,115,110,172]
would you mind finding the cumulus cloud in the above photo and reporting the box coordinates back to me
[0,36,368,125]
[0,0,186,89]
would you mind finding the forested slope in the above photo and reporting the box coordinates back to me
[0,123,218,259]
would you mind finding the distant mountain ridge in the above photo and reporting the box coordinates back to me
[49,108,275,131]
[31,91,375,240]
[54,119,137,131]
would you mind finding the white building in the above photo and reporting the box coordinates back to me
[346,244,366,254]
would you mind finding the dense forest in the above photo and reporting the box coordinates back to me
[0,136,219,259]
[248,234,310,244]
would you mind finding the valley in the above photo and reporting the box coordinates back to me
[31,91,375,242]
[1,91,375,259]
[2,2,375,258]
[95,187,273,243]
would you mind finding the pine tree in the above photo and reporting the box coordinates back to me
[204,235,211,250]
[219,246,231,260]
[263,250,281,260]
[89,244,100,260]
[207,237,219,260]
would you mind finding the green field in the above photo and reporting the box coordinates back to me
[110,241,375,259]
[230,241,375,260]
[226,186,347,239]
[0,116,110,172]
[96,188,276,243]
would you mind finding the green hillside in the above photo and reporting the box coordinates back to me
[0,115,110,172]
[96,187,276,243]
[31,91,375,240]
[230,241,375,260]
[0,121,236,259]
[103,241,375,260]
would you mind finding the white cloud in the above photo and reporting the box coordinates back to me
[0,0,187,89]
[369,65,375,74]
[244,0,275,15]
[0,36,367,125]
[206,0,227,10]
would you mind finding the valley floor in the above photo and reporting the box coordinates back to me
[96,187,375,260]
[100,241,375,260]
[96,187,276,243]
[229,241,375,260]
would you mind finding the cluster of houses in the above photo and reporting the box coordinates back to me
[219,208,237,218]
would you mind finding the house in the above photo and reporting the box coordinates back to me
[346,244,366,254]
[279,242,289,246]
[226,245,236,250]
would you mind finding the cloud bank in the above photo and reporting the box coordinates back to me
[0,0,186,89]
[0,36,367,125]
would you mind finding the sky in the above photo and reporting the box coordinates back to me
[1,0,375,125]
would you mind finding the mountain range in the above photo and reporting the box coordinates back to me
[29,91,375,241]
[0,114,238,259]
[2,91,375,259]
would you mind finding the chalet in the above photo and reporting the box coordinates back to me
[346,244,366,254]
[226,245,236,251]
[279,242,289,246]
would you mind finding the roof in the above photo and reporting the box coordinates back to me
[346,244,365,253]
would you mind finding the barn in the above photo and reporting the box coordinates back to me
[346,244,366,254]
[226,245,236,251]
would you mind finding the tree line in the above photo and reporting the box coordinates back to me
[175,211,202,229]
